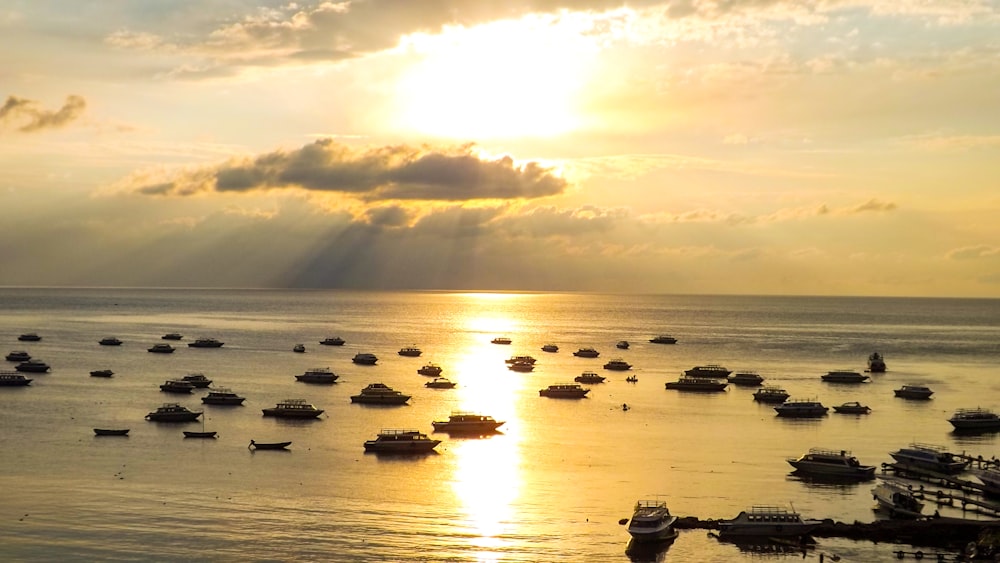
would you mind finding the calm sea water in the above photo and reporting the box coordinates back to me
[1,289,998,562]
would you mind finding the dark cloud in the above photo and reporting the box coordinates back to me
[132,140,567,201]
[0,95,86,133]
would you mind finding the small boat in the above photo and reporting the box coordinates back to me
[319,336,345,346]
[752,386,790,404]
[93,428,129,436]
[832,401,871,414]
[363,429,440,453]
[350,383,410,405]
[603,358,632,371]
[949,408,1000,431]
[539,383,589,398]
[424,377,455,389]
[975,469,1000,496]
[728,372,764,386]
[504,355,536,365]
[718,505,822,538]
[15,359,50,373]
[417,363,443,376]
[787,448,876,479]
[183,431,218,439]
[5,351,31,362]
[147,343,175,354]
[491,337,512,345]
[889,443,969,475]
[262,399,324,418]
[894,385,933,400]
[616,340,630,350]
[18,333,42,342]
[0,372,33,386]
[664,376,728,392]
[575,371,606,384]
[872,479,924,518]
[540,343,559,353]
[649,335,677,344]
[249,440,291,450]
[627,498,678,544]
[188,337,224,348]
[89,369,114,378]
[684,365,731,377]
[98,337,123,346]
[507,360,534,372]
[573,347,600,358]
[201,388,246,405]
[161,333,183,340]
[431,412,504,433]
[625,375,638,383]
[352,352,378,365]
[821,370,870,383]
[181,373,212,387]
[295,367,339,384]
[160,379,195,393]
[293,343,305,353]
[868,352,887,372]
[397,346,422,357]
[774,399,828,418]
[145,403,202,422]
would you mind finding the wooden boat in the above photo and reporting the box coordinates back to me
[183,431,218,439]
[248,440,291,450]
[94,428,130,436]
[90,369,114,378]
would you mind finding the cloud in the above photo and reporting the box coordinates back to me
[0,95,86,133]
[125,140,567,201]
[848,199,897,213]
[947,245,1000,260]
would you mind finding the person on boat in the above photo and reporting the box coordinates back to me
[248,439,255,450]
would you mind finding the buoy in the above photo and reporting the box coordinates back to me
[618,518,628,525]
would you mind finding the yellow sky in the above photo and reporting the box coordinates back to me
[1,1,998,296]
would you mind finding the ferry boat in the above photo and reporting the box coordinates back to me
[616,340,630,350]
[491,337,512,345]
[5,351,30,362]
[948,408,1000,431]
[201,388,246,405]
[181,373,212,387]
[684,365,731,378]
[868,351,887,372]
[575,371,606,384]
[872,479,924,518]
[350,383,410,405]
[507,361,534,372]
[752,386,790,403]
[539,383,589,399]
[664,376,728,392]
[821,370,870,384]
[18,333,42,342]
[889,443,970,474]
[159,380,195,393]
[319,336,345,346]
[728,372,764,386]
[424,377,455,389]
[832,401,872,414]
[262,399,324,418]
[93,428,129,436]
[295,367,339,384]
[603,358,632,371]
[417,363,443,376]
[649,335,677,344]
[363,429,440,453]
[397,346,422,357]
[432,412,504,433]
[98,337,123,346]
[894,385,933,400]
[145,403,202,422]
[188,337,224,348]
[627,499,678,543]
[504,355,536,365]
[718,505,822,538]
[352,352,378,365]
[774,399,828,418]
[573,347,600,358]
[15,359,50,373]
[148,343,175,354]
[787,448,876,479]
[0,372,32,386]
[541,343,559,353]
[161,333,183,341]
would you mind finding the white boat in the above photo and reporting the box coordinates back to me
[431,412,504,433]
[872,479,924,518]
[352,352,378,365]
[787,448,876,479]
[363,429,440,453]
[295,367,338,384]
[627,499,678,543]
[718,505,822,538]
[889,443,969,475]
[948,408,1000,431]
[774,399,828,418]
[821,370,869,383]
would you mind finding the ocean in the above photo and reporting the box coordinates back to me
[1,289,998,562]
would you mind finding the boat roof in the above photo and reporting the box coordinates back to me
[804,447,855,457]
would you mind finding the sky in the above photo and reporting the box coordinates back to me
[1,0,999,297]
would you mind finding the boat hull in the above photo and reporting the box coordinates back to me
[93,428,129,436]
[261,409,324,418]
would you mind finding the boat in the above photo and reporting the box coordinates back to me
[787,448,876,479]
[183,431,218,439]
[160,379,195,393]
[832,401,872,414]
[573,347,600,358]
[684,365,731,377]
[539,383,589,398]
[626,375,638,383]
[147,343,175,354]
[188,337,224,348]
[505,355,536,365]
[89,369,114,378]
[295,367,339,384]
[752,386,790,404]
[541,343,559,353]
[98,337,123,346]
[868,352,887,373]
[718,505,822,538]
[161,333,183,340]
[507,361,534,372]
[424,377,455,389]
[626,499,678,543]
[774,399,828,418]
[491,337,512,345]
[821,370,870,383]
[949,408,1000,431]
[603,358,632,371]
[15,359,50,373]
[352,352,378,365]
[248,440,291,450]
[728,372,764,386]
[616,340,630,350]
[0,372,32,386]
[431,412,504,433]
[293,343,305,353]
[319,336,345,346]
[417,363,443,376]
[5,351,30,362]
[93,428,129,436]
[665,376,728,392]
[975,469,1000,496]
[350,383,411,405]
[872,479,924,518]
[181,373,212,387]
[894,385,933,400]
[201,388,246,405]
[363,429,440,453]
[649,335,677,344]
[262,399,324,418]
[575,371,606,384]
[397,346,422,357]
[889,443,970,475]
[145,403,202,422]
[17,333,41,342]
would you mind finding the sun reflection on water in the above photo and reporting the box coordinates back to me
[450,435,521,558]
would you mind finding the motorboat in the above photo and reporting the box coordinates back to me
[424,377,455,389]
[181,373,212,388]
[0,372,32,386]
[160,379,195,393]
[616,340,630,350]
[949,408,1000,431]
[319,336,345,346]
[18,333,42,342]
[664,376,728,392]
[93,428,129,436]
[787,448,876,479]
[89,369,114,378]
[397,346,422,357]
[868,352,887,372]
[832,401,872,414]
[684,365,731,378]
[5,351,30,362]
[573,347,600,358]
[541,343,559,353]
[350,383,411,405]
[575,371,606,384]
[752,386,790,403]
[504,355,536,365]
[774,399,828,418]
[98,337,123,346]
[201,388,246,405]
[821,370,870,383]
[352,352,378,365]
[507,360,534,372]
[431,412,504,433]
[975,469,1000,496]
[626,499,678,544]
[295,367,339,384]
[728,372,764,386]
[262,399,324,418]
[188,337,224,348]
[539,383,590,398]
[649,335,678,344]
[894,385,933,400]
[491,337,512,345]
[889,443,969,474]
[148,343,175,354]
[603,358,632,371]
[145,403,202,422]
[15,359,50,373]
[363,429,440,453]
[248,440,291,450]
[872,479,924,518]
[293,343,305,353]
[718,505,822,538]
[161,333,183,340]
[417,363,443,376]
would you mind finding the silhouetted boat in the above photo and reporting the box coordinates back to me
[728,372,764,386]
[787,448,876,479]
[160,379,195,393]
[90,369,114,378]
[397,346,422,357]
[319,336,345,346]
[872,479,924,518]
[540,343,558,352]
[183,431,217,438]
[417,363,443,376]
[752,386,789,404]
[424,377,455,389]
[18,333,41,342]
[603,358,632,371]
[821,370,869,383]
[145,403,202,422]
[15,359,50,373]
[148,344,175,354]
[649,335,677,344]
[161,333,183,340]
[833,401,871,414]
[684,365,730,377]
[949,408,1000,431]
[262,399,324,418]
[363,429,440,453]
[894,385,933,400]
[491,337,512,345]
[201,388,246,405]
[889,443,969,474]
[573,347,600,358]
[616,340,630,350]
[431,412,504,433]
[539,383,589,398]
[5,351,30,362]
[295,367,338,384]
[868,352,887,372]
[249,440,290,450]
[0,372,33,386]
[719,506,822,538]
[98,337,123,346]
[774,399,828,418]
[352,352,378,365]
[188,337,224,348]
[575,371,606,384]
[293,343,305,353]
[350,383,410,405]
[665,376,728,392]
[181,373,212,387]
[93,428,129,436]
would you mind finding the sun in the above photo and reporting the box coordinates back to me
[394,15,598,139]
